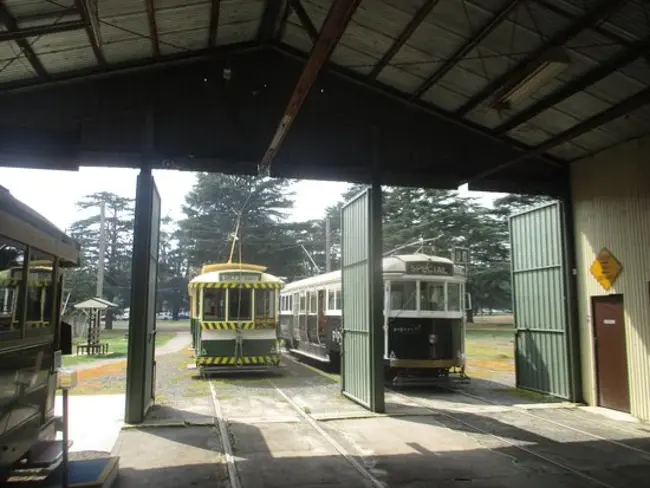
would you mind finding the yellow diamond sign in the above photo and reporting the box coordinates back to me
[590,248,622,291]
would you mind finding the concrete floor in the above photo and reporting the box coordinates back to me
[94,351,650,488]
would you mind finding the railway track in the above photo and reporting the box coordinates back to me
[208,375,385,488]
[205,355,650,488]
[386,386,650,488]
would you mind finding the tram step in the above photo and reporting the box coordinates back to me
[14,440,72,469]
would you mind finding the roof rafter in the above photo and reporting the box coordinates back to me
[258,0,362,174]
[411,0,522,100]
[290,0,318,43]
[258,0,287,43]
[75,0,106,66]
[208,0,221,48]
[145,0,160,57]
[536,0,633,47]
[0,19,85,42]
[0,3,48,78]
[209,0,221,47]
[496,33,650,134]
[466,85,650,184]
[455,0,627,117]
[369,0,440,80]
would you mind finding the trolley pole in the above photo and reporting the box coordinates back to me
[96,201,106,298]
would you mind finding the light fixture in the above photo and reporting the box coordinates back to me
[489,47,570,111]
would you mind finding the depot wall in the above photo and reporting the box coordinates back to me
[571,134,650,421]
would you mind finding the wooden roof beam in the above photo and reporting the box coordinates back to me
[496,33,650,134]
[145,0,160,57]
[411,0,522,100]
[0,3,48,78]
[208,0,221,48]
[465,85,650,184]
[290,0,318,44]
[258,0,288,43]
[258,0,361,175]
[455,0,627,117]
[369,0,440,80]
[76,0,106,66]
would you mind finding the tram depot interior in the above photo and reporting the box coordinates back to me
[2,0,650,486]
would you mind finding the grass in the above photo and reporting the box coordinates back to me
[111,319,190,329]
[62,329,176,367]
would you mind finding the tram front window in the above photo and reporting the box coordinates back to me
[390,282,417,310]
[255,290,275,318]
[420,282,445,311]
[447,283,461,311]
[228,288,252,321]
[203,289,226,321]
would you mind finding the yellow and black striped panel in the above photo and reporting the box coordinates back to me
[196,356,280,366]
[191,282,283,290]
[200,321,277,330]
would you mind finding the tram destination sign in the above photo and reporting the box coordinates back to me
[220,272,261,282]
[406,261,454,276]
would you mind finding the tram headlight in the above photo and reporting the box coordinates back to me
[428,333,437,345]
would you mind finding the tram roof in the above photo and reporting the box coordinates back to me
[283,254,465,291]
[189,265,284,286]
[0,185,80,266]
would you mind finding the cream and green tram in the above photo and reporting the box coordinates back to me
[188,263,284,373]
[279,253,469,381]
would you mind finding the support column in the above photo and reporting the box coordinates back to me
[125,166,161,424]
[560,182,583,404]
[370,127,385,413]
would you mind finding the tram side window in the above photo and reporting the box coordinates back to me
[335,289,341,311]
[203,289,226,321]
[420,282,445,311]
[228,288,252,321]
[0,236,25,336]
[327,289,335,310]
[308,292,317,314]
[255,290,275,318]
[390,282,417,310]
[25,249,56,336]
[299,293,306,313]
[447,283,461,312]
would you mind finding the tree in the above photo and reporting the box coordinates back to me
[157,219,191,319]
[179,173,308,279]
[67,192,134,328]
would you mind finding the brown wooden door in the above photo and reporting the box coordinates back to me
[592,295,630,412]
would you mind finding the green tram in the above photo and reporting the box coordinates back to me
[188,262,284,373]
[0,186,79,479]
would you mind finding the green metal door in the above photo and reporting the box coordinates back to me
[125,170,161,424]
[509,201,576,400]
[340,186,384,412]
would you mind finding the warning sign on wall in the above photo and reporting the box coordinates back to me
[590,248,622,291]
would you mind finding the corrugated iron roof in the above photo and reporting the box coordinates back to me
[0,0,649,171]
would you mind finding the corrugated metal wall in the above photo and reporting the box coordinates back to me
[510,202,572,399]
[571,135,650,421]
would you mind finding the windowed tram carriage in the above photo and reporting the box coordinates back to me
[0,186,79,479]
[188,263,284,374]
[279,254,469,381]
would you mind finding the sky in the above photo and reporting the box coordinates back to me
[0,166,505,232]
